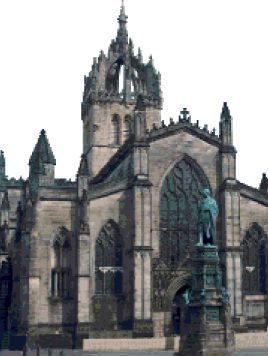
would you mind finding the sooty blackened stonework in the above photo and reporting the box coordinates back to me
[0,2,268,350]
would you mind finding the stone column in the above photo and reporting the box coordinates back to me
[221,181,243,320]
[77,230,90,342]
[132,184,153,337]
[226,252,235,316]
[133,248,153,337]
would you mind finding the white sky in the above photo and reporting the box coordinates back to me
[0,0,267,188]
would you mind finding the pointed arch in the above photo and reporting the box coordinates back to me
[95,219,123,295]
[159,154,211,192]
[51,226,72,298]
[241,222,268,294]
[159,155,211,268]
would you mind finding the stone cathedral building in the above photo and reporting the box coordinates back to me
[0,2,268,349]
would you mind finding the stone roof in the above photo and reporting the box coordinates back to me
[29,129,56,166]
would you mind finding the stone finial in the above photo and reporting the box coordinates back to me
[0,151,5,166]
[203,124,208,133]
[221,101,232,121]
[138,47,143,62]
[161,120,166,128]
[169,118,174,126]
[219,101,233,145]
[179,108,191,123]
[259,173,268,193]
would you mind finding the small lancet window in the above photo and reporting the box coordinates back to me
[123,116,132,141]
[111,115,120,145]
[51,227,71,299]
[118,64,125,95]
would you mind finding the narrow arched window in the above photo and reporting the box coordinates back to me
[111,115,120,145]
[95,220,123,295]
[123,116,131,141]
[242,223,267,295]
[51,227,71,298]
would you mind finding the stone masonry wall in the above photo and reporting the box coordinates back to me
[29,199,76,329]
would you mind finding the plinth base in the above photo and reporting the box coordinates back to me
[174,349,233,356]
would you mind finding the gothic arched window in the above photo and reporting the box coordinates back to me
[51,227,71,298]
[160,157,209,268]
[111,115,120,145]
[242,223,267,295]
[123,116,132,141]
[95,220,123,295]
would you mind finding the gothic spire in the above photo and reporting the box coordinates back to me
[29,129,56,166]
[116,0,128,50]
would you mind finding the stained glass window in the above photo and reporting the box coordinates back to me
[160,158,207,268]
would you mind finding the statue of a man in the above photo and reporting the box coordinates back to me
[197,188,218,246]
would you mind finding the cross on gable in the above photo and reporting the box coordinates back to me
[179,108,191,122]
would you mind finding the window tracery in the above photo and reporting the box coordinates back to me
[160,158,208,268]
[242,223,267,294]
[51,227,71,298]
[95,220,123,295]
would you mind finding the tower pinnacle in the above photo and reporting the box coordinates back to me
[116,0,128,49]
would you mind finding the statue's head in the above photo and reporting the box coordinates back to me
[201,188,210,198]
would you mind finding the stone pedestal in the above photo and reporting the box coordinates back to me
[174,245,234,356]
[132,319,154,337]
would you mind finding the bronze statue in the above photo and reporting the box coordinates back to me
[197,188,218,246]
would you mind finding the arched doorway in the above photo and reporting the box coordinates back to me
[172,285,190,335]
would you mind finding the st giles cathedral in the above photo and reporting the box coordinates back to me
[0,1,268,349]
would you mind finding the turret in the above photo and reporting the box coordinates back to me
[29,129,56,188]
